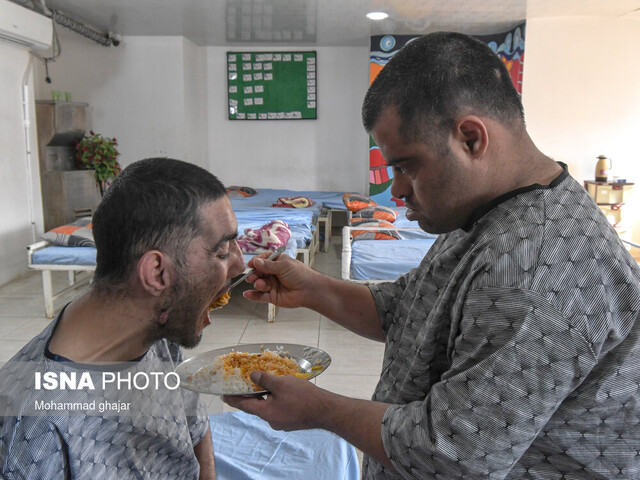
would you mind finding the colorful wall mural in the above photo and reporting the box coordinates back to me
[368,23,526,206]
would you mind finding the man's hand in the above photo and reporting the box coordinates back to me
[243,254,318,309]
[224,371,395,470]
[243,251,385,342]
[224,371,327,431]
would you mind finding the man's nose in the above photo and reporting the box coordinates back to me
[390,173,409,201]
[228,240,245,278]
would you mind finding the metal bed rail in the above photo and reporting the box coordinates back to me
[27,241,95,319]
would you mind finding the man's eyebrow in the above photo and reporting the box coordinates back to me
[212,232,238,251]
[385,156,412,167]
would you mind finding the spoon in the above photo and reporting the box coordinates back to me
[229,244,286,290]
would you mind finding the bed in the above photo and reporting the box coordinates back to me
[27,238,299,322]
[27,187,346,322]
[234,206,319,266]
[341,207,438,283]
[27,242,96,319]
[229,188,347,254]
[209,411,360,479]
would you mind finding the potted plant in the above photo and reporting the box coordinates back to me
[76,130,122,196]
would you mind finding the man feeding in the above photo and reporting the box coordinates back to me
[226,32,640,479]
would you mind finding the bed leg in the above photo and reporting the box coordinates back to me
[42,270,55,319]
[310,236,316,267]
[323,209,332,252]
[318,208,332,252]
[267,303,277,323]
[341,226,352,281]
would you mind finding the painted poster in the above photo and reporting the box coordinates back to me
[368,23,526,206]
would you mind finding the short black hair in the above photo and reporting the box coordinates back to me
[92,157,227,287]
[362,31,525,145]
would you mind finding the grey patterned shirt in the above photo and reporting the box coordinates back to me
[365,166,640,479]
[0,315,209,479]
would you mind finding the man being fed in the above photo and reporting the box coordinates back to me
[0,158,245,479]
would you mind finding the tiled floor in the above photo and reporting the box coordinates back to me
[0,233,384,466]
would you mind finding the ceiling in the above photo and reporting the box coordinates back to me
[15,0,640,47]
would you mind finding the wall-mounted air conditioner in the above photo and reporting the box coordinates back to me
[0,0,52,51]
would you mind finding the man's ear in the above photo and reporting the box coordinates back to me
[455,115,489,159]
[137,250,174,297]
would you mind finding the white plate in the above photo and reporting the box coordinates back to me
[176,343,331,396]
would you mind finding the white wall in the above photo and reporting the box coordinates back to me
[2,16,640,286]
[522,17,640,242]
[206,46,370,192]
[34,29,208,168]
[183,38,210,170]
[34,30,370,191]
[0,43,42,286]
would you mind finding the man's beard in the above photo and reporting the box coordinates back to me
[146,278,206,349]
[417,218,430,233]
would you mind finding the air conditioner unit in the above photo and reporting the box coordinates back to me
[0,0,52,51]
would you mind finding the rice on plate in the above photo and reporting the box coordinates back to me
[178,343,331,395]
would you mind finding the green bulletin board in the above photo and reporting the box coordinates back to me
[227,51,317,120]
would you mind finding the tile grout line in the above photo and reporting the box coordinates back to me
[238,318,251,345]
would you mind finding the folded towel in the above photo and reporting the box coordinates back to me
[237,220,291,254]
[272,196,314,208]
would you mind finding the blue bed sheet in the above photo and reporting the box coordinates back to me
[350,207,438,281]
[31,246,97,266]
[351,238,437,281]
[210,411,360,480]
[32,241,297,272]
[33,239,296,272]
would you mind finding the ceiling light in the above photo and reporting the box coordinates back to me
[366,11,388,20]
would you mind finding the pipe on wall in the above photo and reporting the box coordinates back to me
[51,10,111,46]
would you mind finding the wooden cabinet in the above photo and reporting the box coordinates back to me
[35,100,101,230]
[40,170,101,230]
